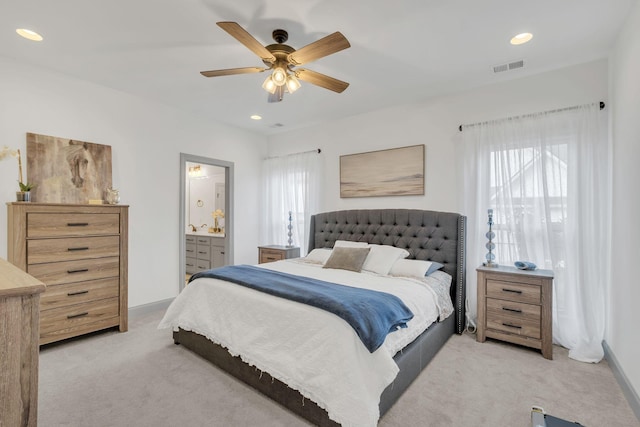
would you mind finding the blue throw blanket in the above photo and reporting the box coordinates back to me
[189,265,414,353]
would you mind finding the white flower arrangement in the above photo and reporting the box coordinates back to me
[0,145,35,191]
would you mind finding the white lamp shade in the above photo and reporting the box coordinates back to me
[262,76,277,94]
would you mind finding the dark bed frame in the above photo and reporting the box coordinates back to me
[173,209,466,426]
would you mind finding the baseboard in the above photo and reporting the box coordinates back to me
[128,298,174,318]
[603,340,640,421]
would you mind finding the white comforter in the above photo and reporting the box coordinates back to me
[158,259,451,427]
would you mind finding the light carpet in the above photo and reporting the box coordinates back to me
[38,307,640,426]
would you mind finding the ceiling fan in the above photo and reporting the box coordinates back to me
[200,22,351,103]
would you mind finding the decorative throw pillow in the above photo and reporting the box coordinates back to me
[322,247,371,272]
[304,248,333,265]
[361,244,410,276]
[333,240,368,248]
[389,259,444,278]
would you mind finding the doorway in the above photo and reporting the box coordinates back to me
[179,153,234,291]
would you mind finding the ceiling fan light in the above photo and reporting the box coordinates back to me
[262,76,277,94]
[286,74,301,93]
[272,67,287,86]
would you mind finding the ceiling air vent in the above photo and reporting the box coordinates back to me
[493,59,525,73]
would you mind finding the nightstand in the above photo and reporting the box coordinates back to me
[258,245,300,264]
[477,265,554,359]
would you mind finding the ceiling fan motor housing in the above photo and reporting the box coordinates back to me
[272,29,288,44]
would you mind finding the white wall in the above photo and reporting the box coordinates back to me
[609,0,640,404]
[268,59,608,320]
[0,56,266,307]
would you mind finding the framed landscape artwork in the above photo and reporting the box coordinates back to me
[340,144,425,198]
[26,132,112,203]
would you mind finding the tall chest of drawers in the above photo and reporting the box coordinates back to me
[7,202,128,345]
[477,265,554,359]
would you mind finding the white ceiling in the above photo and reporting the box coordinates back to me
[0,0,634,135]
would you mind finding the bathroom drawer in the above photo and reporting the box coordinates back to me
[196,245,211,260]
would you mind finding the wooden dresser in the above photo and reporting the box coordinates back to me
[0,257,45,427]
[258,245,300,264]
[477,265,554,359]
[7,202,128,345]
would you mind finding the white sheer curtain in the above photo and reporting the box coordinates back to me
[260,151,322,255]
[458,103,609,362]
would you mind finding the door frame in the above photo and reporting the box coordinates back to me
[179,153,234,291]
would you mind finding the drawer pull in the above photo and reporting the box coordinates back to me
[67,290,89,296]
[67,222,89,227]
[502,322,522,329]
[221,251,225,255]
[67,268,89,274]
[502,307,523,314]
[186,249,194,253]
[198,251,207,254]
[502,288,523,294]
[67,312,89,319]
[68,246,89,252]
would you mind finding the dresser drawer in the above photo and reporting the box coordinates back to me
[27,213,120,238]
[40,277,119,310]
[28,257,119,285]
[27,235,120,264]
[40,297,120,342]
[260,249,285,263]
[196,244,211,260]
[486,280,541,304]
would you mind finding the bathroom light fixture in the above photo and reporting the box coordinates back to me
[16,28,43,41]
[188,165,202,177]
[510,32,533,45]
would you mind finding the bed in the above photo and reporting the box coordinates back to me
[161,209,466,426]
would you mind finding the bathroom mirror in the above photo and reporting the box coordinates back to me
[186,162,225,232]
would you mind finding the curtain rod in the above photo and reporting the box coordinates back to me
[264,148,321,160]
[458,101,605,132]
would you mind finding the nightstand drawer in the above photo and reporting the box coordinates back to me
[486,298,541,323]
[260,249,285,263]
[487,311,541,339]
[486,280,541,304]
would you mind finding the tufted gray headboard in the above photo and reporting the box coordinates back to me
[308,209,466,334]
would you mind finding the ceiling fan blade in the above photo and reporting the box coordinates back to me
[296,69,349,93]
[200,67,266,77]
[217,22,276,63]
[287,32,350,66]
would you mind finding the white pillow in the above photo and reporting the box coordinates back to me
[361,244,410,275]
[333,240,368,248]
[389,259,444,278]
[304,248,333,265]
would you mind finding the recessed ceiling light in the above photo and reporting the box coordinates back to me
[16,28,43,42]
[510,32,533,45]
[250,115,262,120]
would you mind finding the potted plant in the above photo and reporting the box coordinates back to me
[0,146,36,201]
